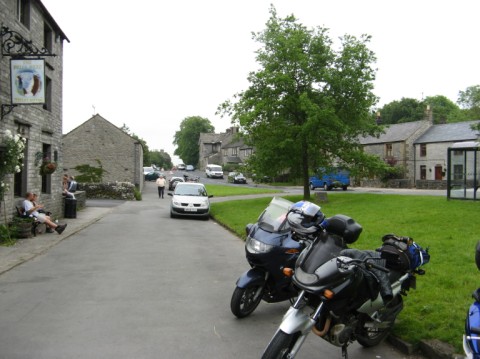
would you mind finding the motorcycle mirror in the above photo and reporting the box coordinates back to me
[475,241,480,271]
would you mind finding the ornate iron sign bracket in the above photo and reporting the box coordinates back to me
[1,25,56,120]
[1,25,56,57]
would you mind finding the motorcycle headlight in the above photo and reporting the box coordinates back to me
[246,236,274,253]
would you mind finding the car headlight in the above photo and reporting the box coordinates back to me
[246,236,274,253]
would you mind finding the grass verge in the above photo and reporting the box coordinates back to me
[209,189,480,353]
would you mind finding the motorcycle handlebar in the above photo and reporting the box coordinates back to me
[365,259,389,273]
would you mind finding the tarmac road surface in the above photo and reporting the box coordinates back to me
[0,182,427,358]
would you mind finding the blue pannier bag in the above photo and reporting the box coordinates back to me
[378,234,430,271]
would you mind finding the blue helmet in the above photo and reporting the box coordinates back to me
[287,201,325,235]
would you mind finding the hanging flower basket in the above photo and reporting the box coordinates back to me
[40,161,57,175]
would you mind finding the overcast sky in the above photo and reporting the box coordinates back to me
[41,0,480,164]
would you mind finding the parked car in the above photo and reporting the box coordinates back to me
[186,165,195,171]
[168,176,184,190]
[228,172,247,184]
[143,166,154,176]
[168,182,212,219]
[309,168,350,191]
[177,164,186,170]
[205,164,224,178]
[145,171,163,181]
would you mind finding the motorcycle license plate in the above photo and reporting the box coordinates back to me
[184,208,197,212]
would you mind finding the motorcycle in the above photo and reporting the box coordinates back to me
[231,197,305,318]
[231,198,360,319]
[463,240,480,358]
[261,201,430,359]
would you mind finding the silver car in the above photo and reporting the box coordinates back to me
[168,182,212,219]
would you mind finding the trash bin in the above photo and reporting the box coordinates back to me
[64,198,77,218]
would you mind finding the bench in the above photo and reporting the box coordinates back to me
[15,206,42,237]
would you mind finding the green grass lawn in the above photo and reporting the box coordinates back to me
[209,188,480,353]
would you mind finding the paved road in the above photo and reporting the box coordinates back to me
[0,182,425,358]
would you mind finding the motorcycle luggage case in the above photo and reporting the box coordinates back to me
[326,214,362,244]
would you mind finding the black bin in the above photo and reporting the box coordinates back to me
[64,198,77,218]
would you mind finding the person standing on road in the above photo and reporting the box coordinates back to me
[156,175,166,198]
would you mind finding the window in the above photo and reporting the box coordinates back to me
[453,164,463,181]
[420,144,427,157]
[17,0,30,28]
[44,23,53,53]
[420,165,426,180]
[385,143,392,157]
[231,147,237,156]
[43,76,52,111]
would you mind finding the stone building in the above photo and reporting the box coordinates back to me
[62,114,144,190]
[198,127,254,170]
[0,0,69,223]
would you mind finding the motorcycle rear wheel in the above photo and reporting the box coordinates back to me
[230,285,264,318]
[262,330,299,359]
[356,296,403,347]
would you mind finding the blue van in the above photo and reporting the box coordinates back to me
[309,168,350,191]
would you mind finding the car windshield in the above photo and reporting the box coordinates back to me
[175,184,207,197]
[210,166,222,171]
[257,197,293,233]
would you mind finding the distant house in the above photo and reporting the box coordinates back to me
[359,119,432,187]
[198,127,254,169]
[413,120,480,188]
[62,114,144,190]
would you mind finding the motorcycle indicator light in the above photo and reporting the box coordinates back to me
[285,248,300,254]
[323,289,334,299]
[283,267,294,277]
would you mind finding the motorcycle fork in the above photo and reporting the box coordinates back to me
[283,291,326,359]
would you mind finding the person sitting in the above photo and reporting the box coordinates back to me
[32,193,52,216]
[23,192,67,234]
[62,174,76,199]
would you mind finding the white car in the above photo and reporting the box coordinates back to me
[168,182,212,219]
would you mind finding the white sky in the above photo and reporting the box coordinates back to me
[41,0,480,164]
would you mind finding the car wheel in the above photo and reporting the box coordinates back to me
[309,183,315,190]
[170,210,176,218]
[323,183,329,191]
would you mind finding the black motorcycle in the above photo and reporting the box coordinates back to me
[231,199,359,319]
[261,201,430,359]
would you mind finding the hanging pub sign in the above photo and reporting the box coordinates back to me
[10,59,45,105]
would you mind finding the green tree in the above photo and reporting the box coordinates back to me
[423,95,467,123]
[457,85,480,120]
[149,150,173,170]
[376,98,424,124]
[173,116,214,166]
[218,7,384,199]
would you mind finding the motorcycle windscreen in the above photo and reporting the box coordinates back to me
[299,232,345,274]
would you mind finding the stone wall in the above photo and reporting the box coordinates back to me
[0,0,67,224]
[62,115,144,190]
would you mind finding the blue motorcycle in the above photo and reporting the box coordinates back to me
[231,198,353,318]
[463,241,480,358]
[231,197,304,318]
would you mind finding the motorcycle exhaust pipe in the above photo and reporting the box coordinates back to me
[312,316,331,337]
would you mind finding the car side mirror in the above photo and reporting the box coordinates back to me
[168,193,173,197]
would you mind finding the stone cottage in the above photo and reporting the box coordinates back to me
[198,127,254,170]
[0,0,69,223]
[62,114,144,190]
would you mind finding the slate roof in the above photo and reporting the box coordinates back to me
[414,120,480,144]
[359,120,428,145]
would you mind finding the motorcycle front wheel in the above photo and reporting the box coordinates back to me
[356,296,402,347]
[230,284,264,318]
[262,330,300,359]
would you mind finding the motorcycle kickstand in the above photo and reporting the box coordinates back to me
[342,344,348,359]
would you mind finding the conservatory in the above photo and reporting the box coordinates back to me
[447,141,479,200]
